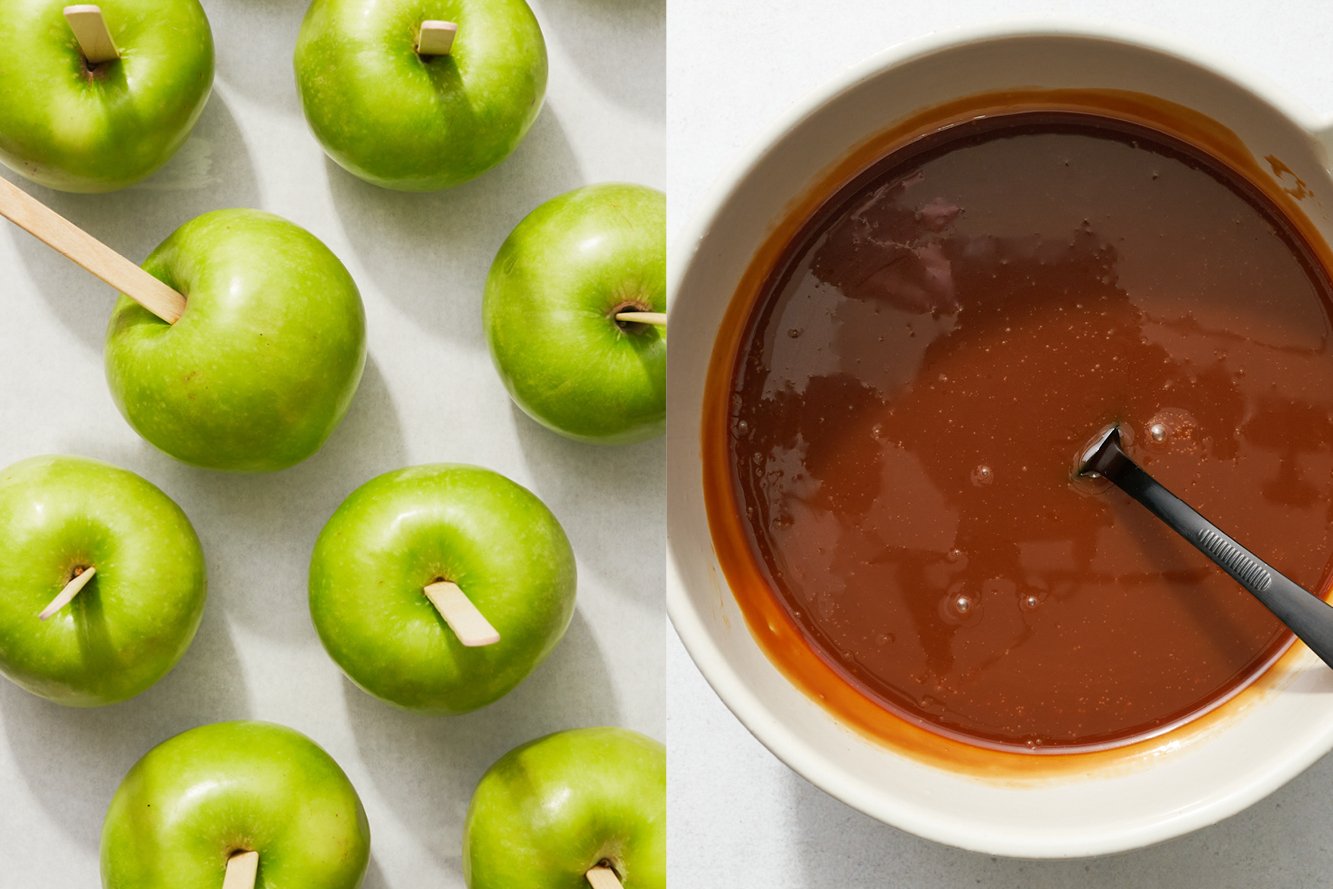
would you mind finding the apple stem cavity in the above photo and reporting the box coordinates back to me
[585,865,624,889]
[222,850,259,889]
[63,5,120,66]
[423,580,501,647]
[38,566,96,621]
[0,177,186,324]
[416,20,458,57]
[614,311,667,328]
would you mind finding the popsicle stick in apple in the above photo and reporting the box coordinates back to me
[0,177,367,470]
[104,207,367,471]
[309,464,576,713]
[0,174,186,323]
[612,311,666,328]
[101,721,372,889]
[37,564,97,620]
[485,184,667,445]
[63,5,119,64]
[294,0,547,191]
[586,866,625,889]
[415,19,457,56]
[423,579,502,648]
[463,727,666,889]
[0,0,214,192]
[0,455,206,706]
[222,851,260,889]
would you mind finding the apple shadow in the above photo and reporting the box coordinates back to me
[0,592,249,851]
[359,856,390,889]
[4,90,260,353]
[340,608,617,878]
[537,0,664,120]
[58,356,407,643]
[507,402,665,606]
[323,106,584,350]
[777,748,1333,888]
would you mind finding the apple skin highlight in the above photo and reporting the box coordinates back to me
[485,183,667,445]
[0,0,215,193]
[0,455,206,706]
[464,727,667,889]
[105,208,367,473]
[309,463,577,714]
[100,721,371,889]
[294,0,548,191]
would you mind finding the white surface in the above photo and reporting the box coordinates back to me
[668,22,1333,859]
[0,0,663,886]
[667,0,1333,884]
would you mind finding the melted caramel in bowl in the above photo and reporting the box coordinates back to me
[712,107,1333,753]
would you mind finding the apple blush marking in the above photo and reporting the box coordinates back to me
[586,864,625,889]
[63,5,120,67]
[0,177,186,324]
[37,565,96,621]
[222,850,259,889]
[416,20,458,57]
[423,580,501,647]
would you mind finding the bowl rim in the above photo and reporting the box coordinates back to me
[666,19,1333,858]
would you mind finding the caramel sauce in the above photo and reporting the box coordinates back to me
[703,92,1333,768]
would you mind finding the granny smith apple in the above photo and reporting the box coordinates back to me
[105,208,367,472]
[0,455,205,706]
[309,463,576,713]
[294,0,547,191]
[0,0,213,192]
[464,727,666,889]
[101,720,371,889]
[484,183,666,444]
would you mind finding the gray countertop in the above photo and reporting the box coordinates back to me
[0,0,663,884]
[667,0,1333,884]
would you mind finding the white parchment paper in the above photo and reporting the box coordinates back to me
[0,0,664,884]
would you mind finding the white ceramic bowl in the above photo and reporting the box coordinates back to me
[667,24,1333,858]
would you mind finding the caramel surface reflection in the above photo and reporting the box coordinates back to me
[726,112,1333,750]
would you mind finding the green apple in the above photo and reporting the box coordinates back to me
[101,720,371,888]
[0,0,213,192]
[484,183,666,444]
[105,208,367,472]
[309,464,576,713]
[0,455,205,706]
[294,0,547,191]
[464,727,666,889]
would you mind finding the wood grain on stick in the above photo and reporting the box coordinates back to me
[586,866,624,889]
[416,20,458,56]
[38,567,96,621]
[615,311,667,327]
[222,851,259,889]
[0,176,185,324]
[64,5,119,64]
[423,581,501,647]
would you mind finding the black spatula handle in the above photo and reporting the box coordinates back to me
[1082,428,1333,670]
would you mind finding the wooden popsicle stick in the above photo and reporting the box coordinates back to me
[38,566,96,621]
[64,5,120,65]
[222,851,259,889]
[416,20,458,56]
[585,866,624,889]
[614,311,667,328]
[423,580,500,647]
[0,176,185,324]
